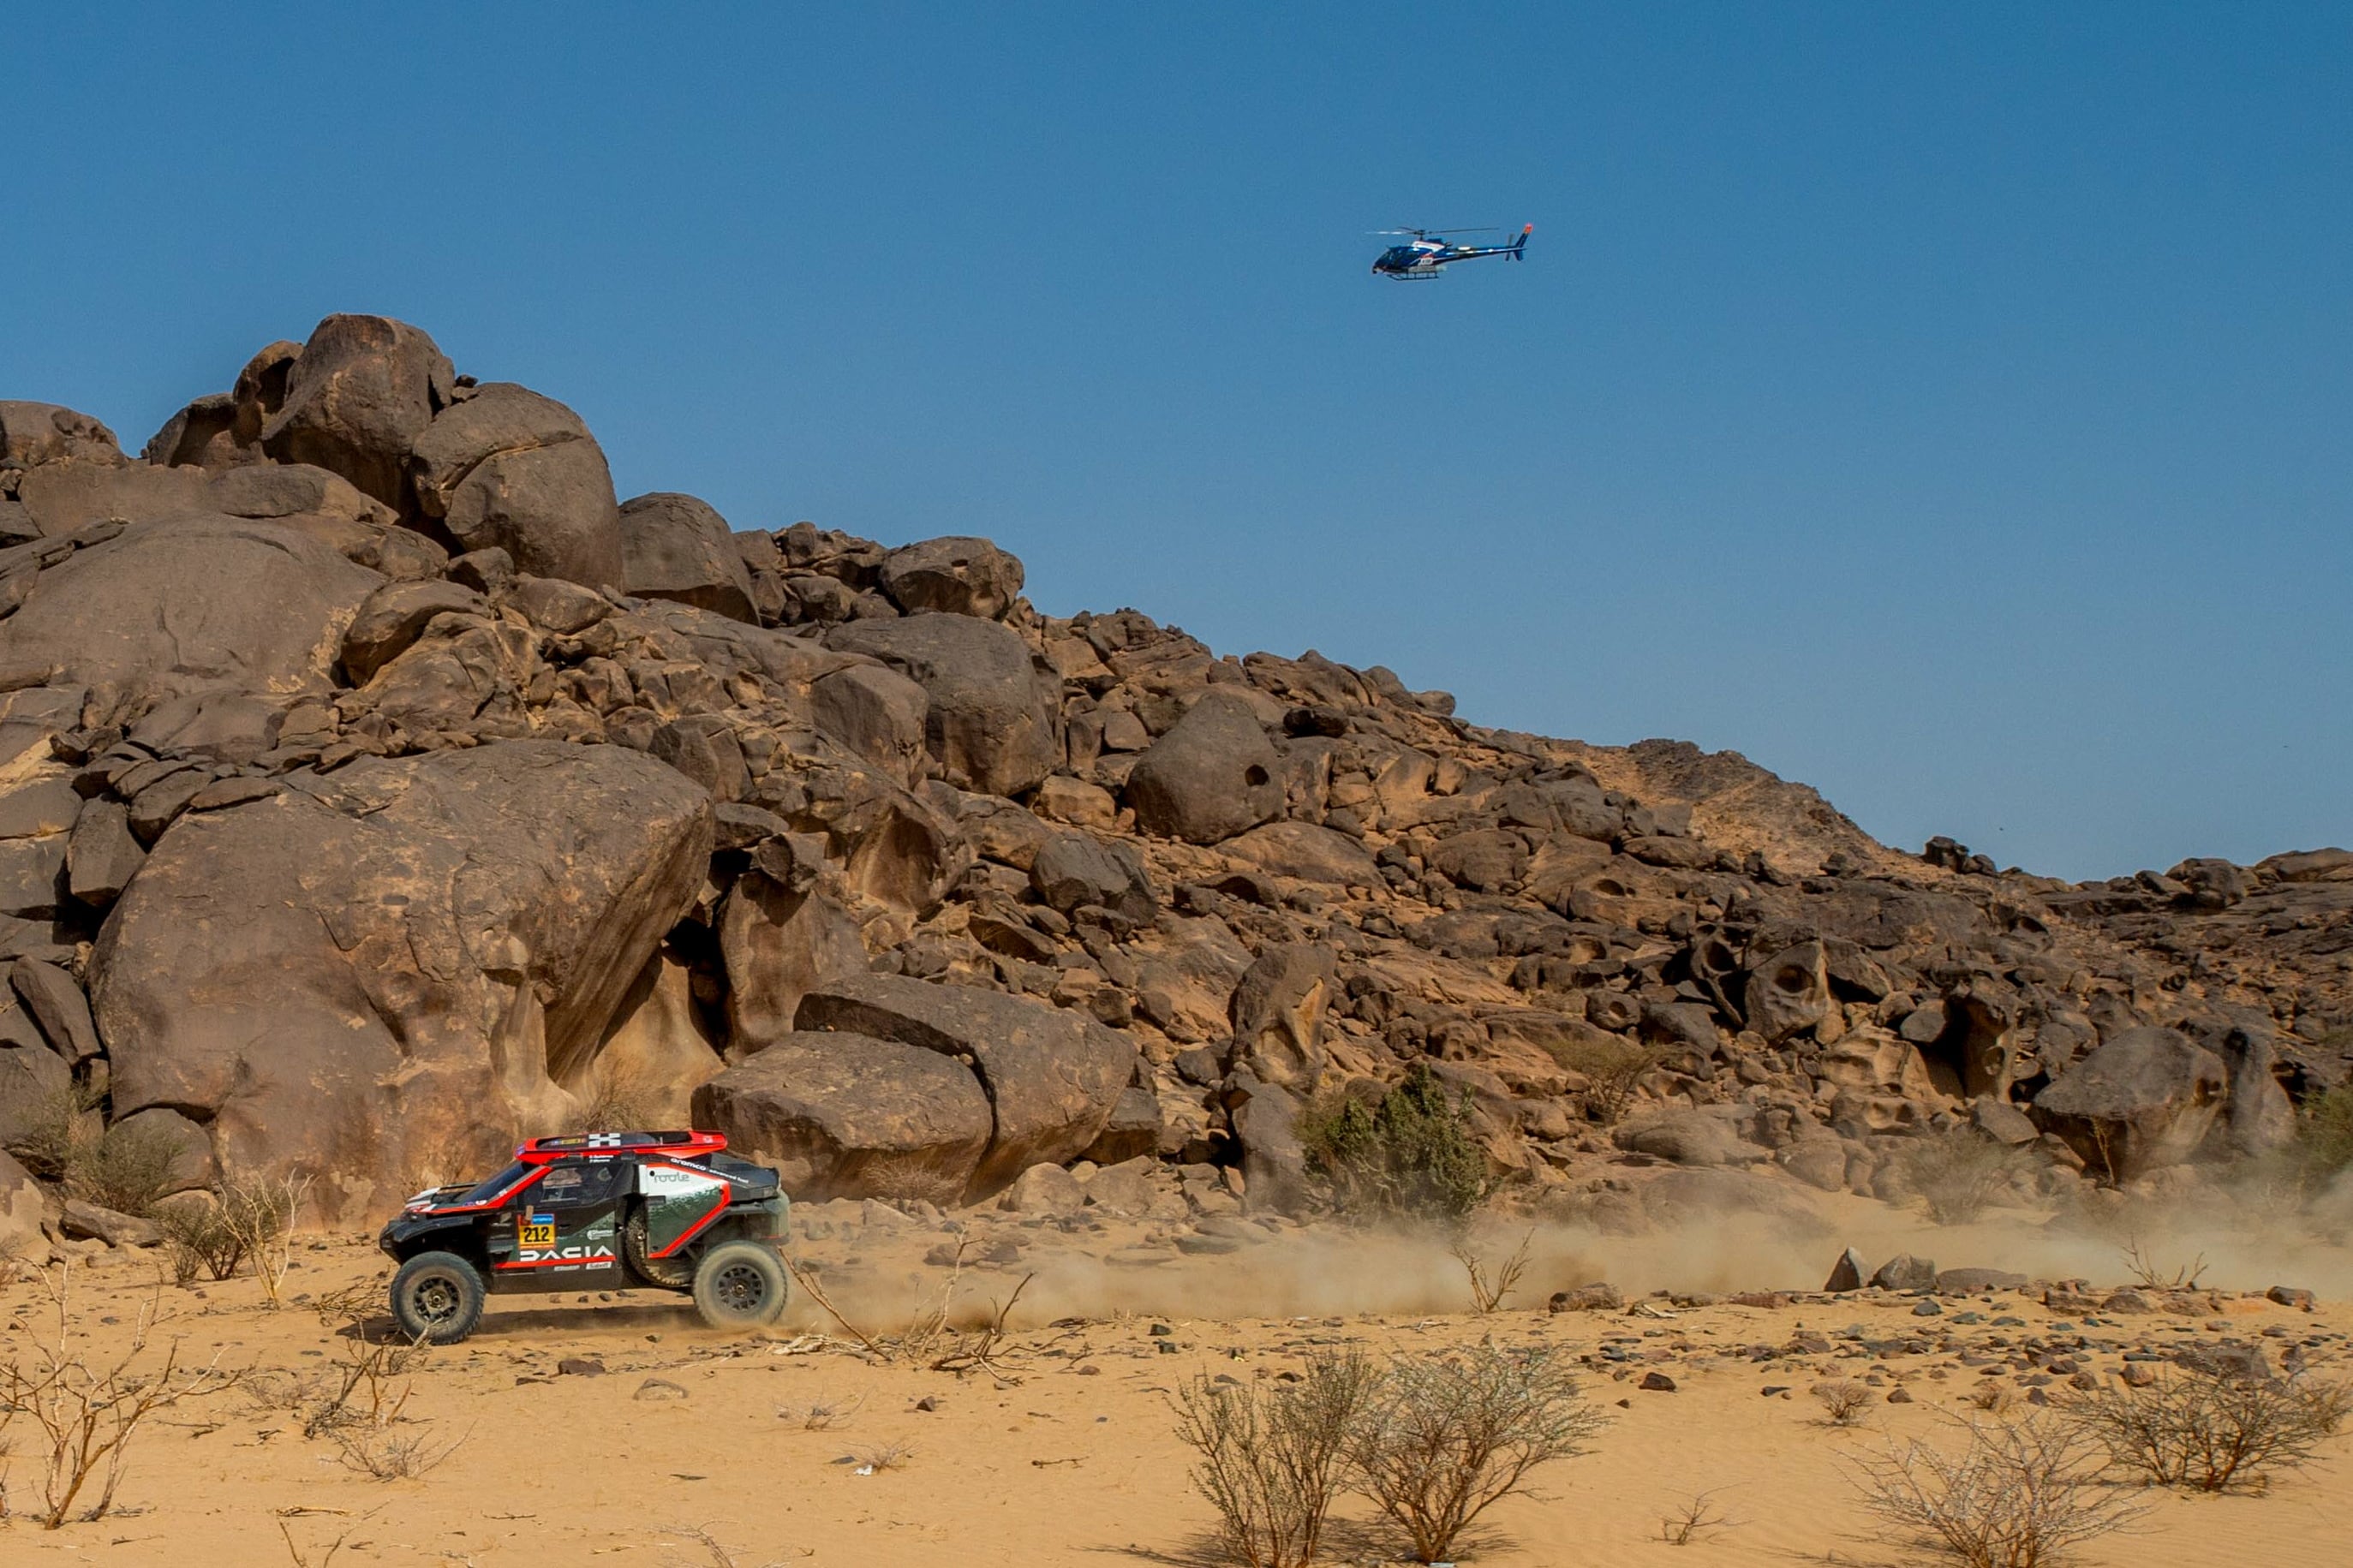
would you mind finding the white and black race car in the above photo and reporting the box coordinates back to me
[376,1130,790,1343]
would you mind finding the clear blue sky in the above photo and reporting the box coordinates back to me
[6,4,2347,880]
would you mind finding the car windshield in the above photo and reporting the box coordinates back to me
[451,1161,530,1207]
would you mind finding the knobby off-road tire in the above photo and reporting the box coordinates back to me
[692,1241,788,1331]
[390,1250,486,1344]
[623,1201,695,1290]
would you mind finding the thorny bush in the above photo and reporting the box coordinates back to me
[1169,1352,1381,1568]
[2063,1364,2353,1493]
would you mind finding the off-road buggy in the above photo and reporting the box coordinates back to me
[376,1130,791,1343]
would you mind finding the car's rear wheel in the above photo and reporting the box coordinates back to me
[390,1250,486,1344]
[692,1241,788,1330]
[623,1202,695,1290]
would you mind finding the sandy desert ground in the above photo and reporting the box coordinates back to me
[5,1198,2352,1568]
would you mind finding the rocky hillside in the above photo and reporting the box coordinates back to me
[0,315,2344,1253]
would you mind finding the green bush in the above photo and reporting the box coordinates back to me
[6,1082,99,1183]
[71,1118,184,1218]
[1299,1064,1488,1222]
[2292,1082,2353,1183]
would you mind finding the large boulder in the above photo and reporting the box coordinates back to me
[409,384,624,589]
[795,973,1136,1195]
[0,514,382,718]
[260,315,455,509]
[691,1031,993,1204]
[1744,941,1833,1043]
[2216,1022,2296,1158]
[588,949,726,1127]
[339,579,487,683]
[90,742,711,1219]
[827,615,1060,797]
[876,535,1024,620]
[1221,821,1382,887]
[15,461,207,537]
[2033,1026,2228,1182]
[1124,691,1283,845]
[618,492,756,622]
[809,663,929,786]
[0,402,120,470]
[718,873,867,1047]
[1227,943,1335,1090]
[1029,832,1155,922]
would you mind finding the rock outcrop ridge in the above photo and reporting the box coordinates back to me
[0,313,2344,1247]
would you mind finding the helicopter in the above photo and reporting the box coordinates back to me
[1370,224,1532,279]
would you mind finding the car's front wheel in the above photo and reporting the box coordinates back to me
[390,1250,487,1344]
[691,1241,788,1331]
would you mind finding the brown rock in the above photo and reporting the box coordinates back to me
[90,742,711,1219]
[1124,692,1282,845]
[261,314,455,508]
[796,973,1137,1195]
[1549,1283,1623,1312]
[0,515,381,718]
[692,1030,993,1203]
[810,663,929,785]
[11,959,99,1064]
[876,536,1024,621]
[340,579,487,683]
[0,1148,50,1261]
[1227,944,1334,1091]
[0,402,120,470]
[410,384,624,590]
[828,614,1060,796]
[720,875,866,1048]
[617,493,757,621]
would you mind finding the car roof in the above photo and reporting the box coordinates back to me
[514,1130,726,1165]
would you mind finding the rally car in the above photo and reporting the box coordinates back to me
[376,1130,791,1343]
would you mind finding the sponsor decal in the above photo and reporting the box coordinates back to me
[517,1211,557,1248]
[500,1243,619,1270]
[641,1165,726,1197]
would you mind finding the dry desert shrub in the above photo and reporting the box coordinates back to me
[1968,1382,2019,1416]
[5,1088,180,1218]
[158,1195,248,1285]
[1658,1488,1729,1547]
[576,1068,663,1135]
[2118,1237,2206,1291]
[0,1264,238,1529]
[1347,1345,1606,1565]
[1813,1380,1873,1426]
[854,1150,969,1209]
[660,1522,790,1568]
[1848,1411,2146,1568]
[1547,1035,1663,1126]
[245,1319,461,1483]
[1897,1128,2021,1225]
[2064,1364,2353,1492]
[223,1174,310,1306]
[1450,1227,1535,1314]
[331,1421,467,1481]
[1170,1351,1381,1568]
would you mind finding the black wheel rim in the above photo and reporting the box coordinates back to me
[411,1275,463,1326]
[714,1261,768,1315]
